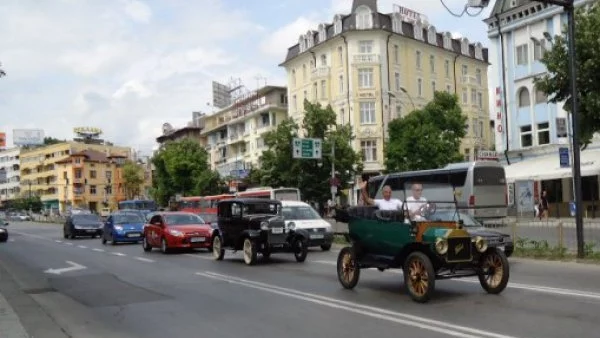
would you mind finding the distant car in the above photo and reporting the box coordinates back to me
[63,214,104,239]
[102,212,146,245]
[0,219,8,243]
[142,212,213,254]
[281,200,334,251]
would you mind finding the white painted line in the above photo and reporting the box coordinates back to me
[134,257,155,263]
[111,252,126,257]
[8,239,15,242]
[197,271,519,338]
[65,242,74,246]
[77,245,87,249]
[55,240,63,243]
[313,260,600,300]
[184,253,213,260]
[92,248,105,252]
[44,261,87,275]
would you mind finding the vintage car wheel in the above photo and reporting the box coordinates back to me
[321,243,332,251]
[403,252,436,303]
[337,247,360,289]
[293,238,308,263]
[478,248,510,294]
[142,236,152,252]
[243,238,257,265]
[212,235,225,260]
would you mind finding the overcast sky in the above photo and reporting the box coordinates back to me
[0,0,492,154]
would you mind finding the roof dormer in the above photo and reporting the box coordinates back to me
[427,25,437,45]
[334,14,343,35]
[443,32,452,50]
[413,19,423,40]
[298,35,305,52]
[355,5,373,30]
[392,12,403,34]
[461,37,470,55]
[475,42,483,60]
[318,23,327,43]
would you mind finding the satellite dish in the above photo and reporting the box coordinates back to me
[162,123,174,135]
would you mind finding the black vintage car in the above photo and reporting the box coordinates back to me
[0,218,8,243]
[211,198,310,265]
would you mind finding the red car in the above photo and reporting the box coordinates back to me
[142,212,213,253]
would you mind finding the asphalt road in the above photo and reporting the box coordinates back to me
[2,222,600,338]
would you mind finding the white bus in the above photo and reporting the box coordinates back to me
[367,161,507,220]
[236,187,302,201]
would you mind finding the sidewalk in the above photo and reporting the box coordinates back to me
[0,291,29,338]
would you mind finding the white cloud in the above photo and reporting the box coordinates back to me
[123,0,152,23]
[260,16,321,60]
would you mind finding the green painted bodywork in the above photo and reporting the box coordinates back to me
[348,219,413,256]
[422,227,450,244]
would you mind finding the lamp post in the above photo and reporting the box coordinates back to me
[400,87,417,111]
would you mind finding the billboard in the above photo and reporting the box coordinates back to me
[0,132,5,148]
[13,129,44,146]
[212,81,232,109]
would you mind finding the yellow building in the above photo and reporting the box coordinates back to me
[19,142,132,212]
[280,0,493,176]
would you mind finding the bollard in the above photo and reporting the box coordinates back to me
[558,221,564,250]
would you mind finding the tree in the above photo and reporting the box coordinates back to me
[122,161,145,199]
[385,91,467,172]
[44,137,65,145]
[534,5,600,149]
[253,100,363,205]
[0,62,5,78]
[151,138,224,206]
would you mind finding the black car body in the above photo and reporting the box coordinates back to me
[0,218,8,242]
[63,214,104,239]
[211,198,310,265]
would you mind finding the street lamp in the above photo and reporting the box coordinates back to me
[399,87,417,111]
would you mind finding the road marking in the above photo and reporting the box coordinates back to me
[55,240,63,243]
[44,261,87,275]
[111,252,126,257]
[197,271,519,338]
[92,248,105,252]
[134,257,155,263]
[184,253,213,260]
[65,242,74,246]
[77,245,88,249]
[8,239,15,242]
[313,260,600,301]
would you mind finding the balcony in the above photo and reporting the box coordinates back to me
[462,76,481,86]
[353,54,381,64]
[311,66,330,79]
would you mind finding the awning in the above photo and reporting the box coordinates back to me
[505,149,600,183]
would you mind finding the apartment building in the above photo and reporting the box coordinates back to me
[200,85,288,178]
[0,147,21,204]
[280,0,493,176]
[19,141,132,212]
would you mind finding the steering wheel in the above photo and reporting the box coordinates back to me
[418,203,437,218]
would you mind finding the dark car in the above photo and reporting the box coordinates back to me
[0,218,8,243]
[63,214,104,239]
[211,198,310,265]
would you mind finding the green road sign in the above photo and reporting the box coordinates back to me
[292,137,322,159]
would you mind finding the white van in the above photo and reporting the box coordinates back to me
[281,200,334,251]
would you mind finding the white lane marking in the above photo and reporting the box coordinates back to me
[184,253,213,260]
[92,248,105,253]
[10,231,49,241]
[197,271,519,338]
[314,260,600,300]
[77,245,88,249]
[111,252,126,257]
[65,242,74,246]
[55,240,63,243]
[134,257,155,263]
[44,261,87,275]
[8,239,15,242]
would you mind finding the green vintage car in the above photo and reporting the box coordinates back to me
[334,182,510,303]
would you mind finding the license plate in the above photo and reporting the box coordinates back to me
[127,233,140,237]
[190,237,205,243]
[271,227,283,234]
[310,234,324,239]
[86,230,96,233]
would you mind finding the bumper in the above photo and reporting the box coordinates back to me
[307,232,334,247]
[73,228,103,236]
[113,231,144,242]
[168,236,212,249]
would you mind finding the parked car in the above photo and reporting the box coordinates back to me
[142,212,213,253]
[211,198,310,265]
[0,219,8,243]
[63,213,104,239]
[102,212,146,245]
[281,200,334,251]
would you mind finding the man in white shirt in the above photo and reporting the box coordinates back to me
[359,181,403,211]
[405,182,428,220]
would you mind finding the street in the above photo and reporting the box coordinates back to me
[2,222,600,338]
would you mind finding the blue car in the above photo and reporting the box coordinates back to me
[102,212,146,245]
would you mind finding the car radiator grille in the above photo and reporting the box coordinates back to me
[447,237,472,262]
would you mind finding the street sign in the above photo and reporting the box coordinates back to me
[292,138,322,159]
[556,117,567,138]
[559,147,570,168]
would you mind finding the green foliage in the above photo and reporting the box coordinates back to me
[10,196,43,212]
[385,91,467,172]
[151,139,224,206]
[44,137,65,145]
[122,161,145,200]
[253,99,363,204]
[533,5,600,149]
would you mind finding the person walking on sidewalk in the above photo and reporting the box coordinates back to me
[539,190,549,221]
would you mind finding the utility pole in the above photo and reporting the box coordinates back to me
[330,141,336,203]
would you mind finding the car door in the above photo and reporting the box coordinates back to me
[218,203,233,244]
[229,203,244,246]
[146,215,164,246]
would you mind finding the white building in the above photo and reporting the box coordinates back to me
[0,147,21,204]
[484,0,600,217]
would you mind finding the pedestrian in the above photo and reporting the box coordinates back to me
[539,190,549,221]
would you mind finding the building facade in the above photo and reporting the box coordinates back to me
[485,0,600,216]
[0,148,21,205]
[19,142,132,212]
[280,0,493,177]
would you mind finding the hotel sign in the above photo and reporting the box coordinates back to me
[394,5,427,23]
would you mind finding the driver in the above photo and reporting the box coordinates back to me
[359,181,403,211]
[405,182,428,220]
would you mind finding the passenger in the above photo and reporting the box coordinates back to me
[359,181,403,211]
[405,182,428,220]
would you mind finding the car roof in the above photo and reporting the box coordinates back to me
[219,198,280,204]
[153,211,197,216]
[280,200,310,207]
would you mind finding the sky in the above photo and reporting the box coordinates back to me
[0,0,493,155]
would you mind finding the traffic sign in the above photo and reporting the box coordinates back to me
[559,147,570,168]
[292,138,322,159]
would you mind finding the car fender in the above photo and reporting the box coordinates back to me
[242,229,262,239]
[289,228,310,243]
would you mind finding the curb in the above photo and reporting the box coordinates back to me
[0,292,29,338]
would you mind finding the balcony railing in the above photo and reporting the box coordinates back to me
[311,66,330,79]
[353,54,381,64]
[462,75,481,86]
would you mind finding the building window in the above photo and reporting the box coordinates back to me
[446,84,452,93]
[303,90,307,102]
[320,54,327,66]
[461,64,468,76]
[431,81,436,94]
[106,185,112,195]
[416,51,422,69]
[395,72,401,91]
[444,60,450,78]
[293,95,297,111]
[417,78,423,97]
[360,102,376,124]
[90,185,97,195]
[520,125,533,147]
[359,40,373,54]
[339,75,344,94]
[393,45,399,64]
[291,70,296,86]
[429,55,435,73]
[338,46,343,65]
[302,64,307,81]
[516,44,528,65]
[395,104,402,119]
[475,69,482,85]
[356,6,372,29]
[471,89,477,104]
[537,122,550,145]
[535,87,547,104]
[360,140,377,162]
[340,108,345,124]
[90,170,97,179]
[533,39,546,61]
[313,82,318,100]
[518,87,531,107]
[74,169,82,178]
[477,92,483,108]
[462,88,468,103]
[358,68,373,88]
[464,148,471,161]
[320,80,326,98]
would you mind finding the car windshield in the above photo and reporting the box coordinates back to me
[73,214,101,223]
[242,202,279,215]
[401,182,459,222]
[198,213,217,223]
[282,205,321,220]
[429,211,480,227]
[164,214,204,225]
[113,214,144,224]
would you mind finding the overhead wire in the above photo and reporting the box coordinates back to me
[439,0,486,17]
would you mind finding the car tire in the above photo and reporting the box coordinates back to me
[70,233,76,240]
[101,236,107,245]
[212,235,224,260]
[478,248,510,294]
[321,243,332,251]
[111,234,117,246]
[337,246,360,289]
[293,238,308,263]
[63,232,68,239]
[242,238,257,265]
[142,236,152,252]
[160,238,169,254]
[403,251,436,303]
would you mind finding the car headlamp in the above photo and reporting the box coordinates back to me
[260,221,269,230]
[169,229,184,237]
[114,225,123,231]
[474,236,488,253]
[435,237,448,255]
[287,222,296,231]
